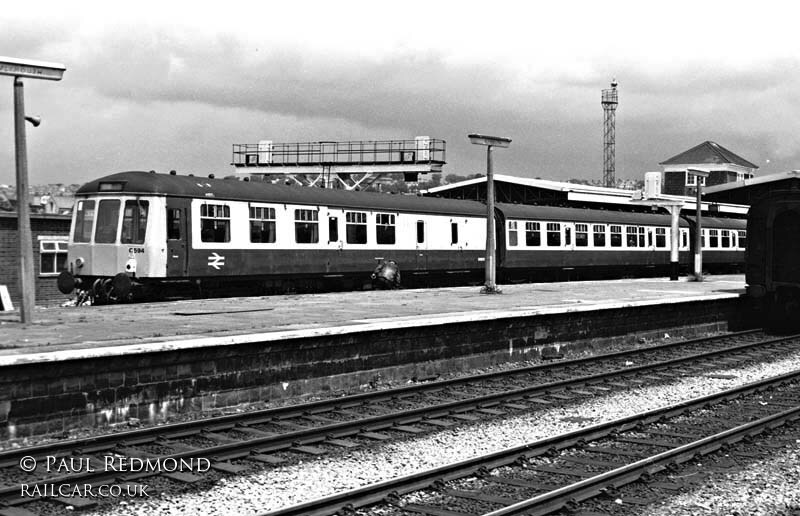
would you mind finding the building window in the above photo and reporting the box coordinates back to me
[95,199,120,243]
[546,222,561,247]
[346,211,367,244]
[200,203,230,243]
[720,229,731,248]
[708,229,719,248]
[508,221,518,247]
[416,220,425,244]
[626,227,638,247]
[592,224,606,247]
[295,209,319,243]
[451,222,459,244]
[525,222,541,246]
[121,200,149,244]
[610,225,622,247]
[375,213,396,245]
[655,227,667,248]
[575,223,588,247]
[249,206,276,243]
[40,240,68,275]
[738,230,747,249]
[686,173,707,187]
[73,200,96,243]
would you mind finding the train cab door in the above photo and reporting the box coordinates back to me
[414,219,427,270]
[165,198,189,277]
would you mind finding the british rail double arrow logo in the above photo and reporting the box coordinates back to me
[207,252,225,270]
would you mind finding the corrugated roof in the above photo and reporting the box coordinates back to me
[76,171,488,217]
[659,141,758,169]
[425,174,635,197]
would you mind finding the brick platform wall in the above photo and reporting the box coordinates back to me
[0,297,753,439]
[0,213,72,308]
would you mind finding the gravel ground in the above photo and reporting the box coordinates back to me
[64,351,800,516]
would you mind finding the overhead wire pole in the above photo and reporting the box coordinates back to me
[468,134,511,295]
[0,57,66,323]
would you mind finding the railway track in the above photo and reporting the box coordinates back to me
[0,330,796,513]
[263,368,800,516]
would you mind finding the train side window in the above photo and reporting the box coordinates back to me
[655,228,666,248]
[720,230,731,248]
[610,225,622,247]
[416,220,425,244]
[709,229,719,248]
[738,230,746,249]
[328,217,339,242]
[546,223,561,247]
[376,213,396,245]
[640,227,647,248]
[167,209,181,240]
[626,227,638,247]
[200,203,230,243]
[249,206,276,243]
[592,224,606,247]
[95,199,121,243]
[451,222,458,244]
[121,200,149,244]
[575,224,588,247]
[508,221,518,247]
[525,222,541,246]
[73,200,96,243]
[345,211,367,244]
[294,209,319,244]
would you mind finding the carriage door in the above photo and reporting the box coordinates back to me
[166,198,189,277]
[414,219,427,270]
[646,227,656,265]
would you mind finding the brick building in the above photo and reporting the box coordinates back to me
[659,141,758,196]
[0,212,72,308]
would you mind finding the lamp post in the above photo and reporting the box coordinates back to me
[0,56,66,323]
[468,133,512,294]
[687,168,710,282]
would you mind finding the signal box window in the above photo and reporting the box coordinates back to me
[167,209,181,240]
[329,217,339,242]
[546,223,561,247]
[593,224,606,247]
[39,240,68,276]
[416,220,425,244]
[73,200,96,243]
[575,224,588,247]
[249,206,276,243]
[655,227,666,248]
[451,222,458,244]
[525,222,541,246]
[122,200,149,244]
[738,230,747,249]
[376,213,396,245]
[295,209,319,243]
[346,211,367,244]
[95,200,121,243]
[507,221,518,247]
[200,203,230,243]
[610,225,622,247]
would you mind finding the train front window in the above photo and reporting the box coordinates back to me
[249,206,276,243]
[121,200,149,244]
[294,209,319,244]
[200,203,230,243]
[95,200,120,243]
[376,213,396,245]
[346,212,367,244]
[73,200,96,243]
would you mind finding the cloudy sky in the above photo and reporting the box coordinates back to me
[1,0,799,187]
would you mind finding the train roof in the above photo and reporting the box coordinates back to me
[497,203,690,226]
[76,171,488,217]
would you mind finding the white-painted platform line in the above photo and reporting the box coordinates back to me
[637,289,705,294]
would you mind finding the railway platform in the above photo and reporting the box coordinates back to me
[0,275,749,439]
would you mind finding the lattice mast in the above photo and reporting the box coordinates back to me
[601,79,619,187]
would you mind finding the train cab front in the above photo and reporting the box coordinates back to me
[58,196,164,304]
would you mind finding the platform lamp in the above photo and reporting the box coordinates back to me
[468,133,512,294]
[687,168,710,282]
[0,57,66,323]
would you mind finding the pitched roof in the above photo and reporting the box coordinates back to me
[659,141,758,169]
